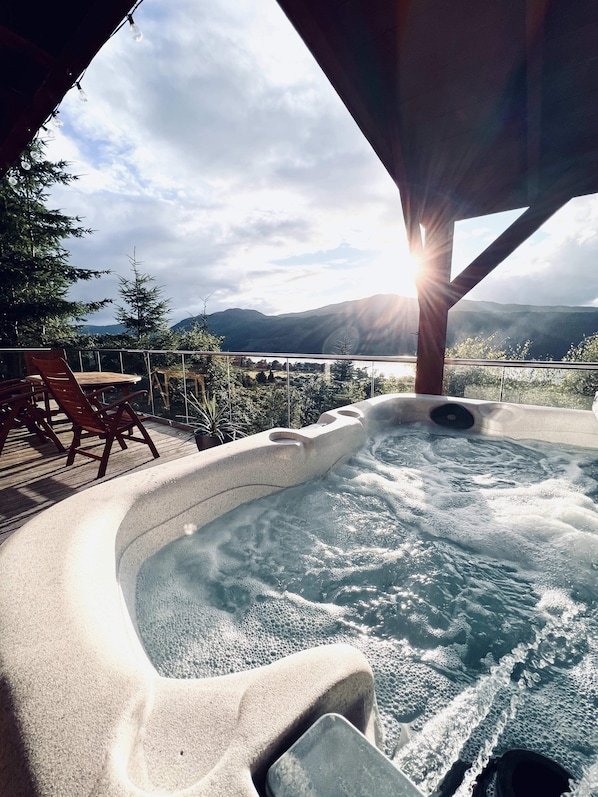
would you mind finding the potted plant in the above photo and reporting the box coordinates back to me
[183,392,246,451]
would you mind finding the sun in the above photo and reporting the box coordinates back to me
[351,246,420,300]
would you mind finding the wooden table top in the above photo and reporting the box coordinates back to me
[27,371,142,389]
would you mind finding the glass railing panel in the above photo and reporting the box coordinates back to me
[443,363,505,402]
[3,348,598,424]
[499,366,593,410]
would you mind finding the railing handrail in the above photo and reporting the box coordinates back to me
[443,358,598,370]
[8,346,598,370]
[6,346,598,371]
[65,348,420,364]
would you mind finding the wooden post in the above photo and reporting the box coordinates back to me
[414,217,454,395]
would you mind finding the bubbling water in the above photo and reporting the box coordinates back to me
[136,426,598,793]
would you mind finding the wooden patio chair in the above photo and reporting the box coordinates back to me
[32,356,160,479]
[23,348,67,424]
[0,379,66,457]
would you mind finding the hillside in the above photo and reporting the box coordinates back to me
[171,295,598,359]
[82,295,598,359]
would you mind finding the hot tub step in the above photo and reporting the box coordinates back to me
[266,713,425,797]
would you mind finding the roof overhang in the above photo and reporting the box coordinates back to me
[0,1,137,175]
[276,0,598,230]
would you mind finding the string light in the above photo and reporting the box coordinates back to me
[3,2,146,176]
[75,81,88,102]
[39,3,144,146]
[127,14,143,42]
[40,125,55,141]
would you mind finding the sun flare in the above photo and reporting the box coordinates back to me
[354,247,419,300]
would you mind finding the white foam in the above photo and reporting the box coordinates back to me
[136,427,598,782]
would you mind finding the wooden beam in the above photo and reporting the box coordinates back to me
[524,0,547,204]
[0,24,54,67]
[446,196,567,307]
[414,218,454,395]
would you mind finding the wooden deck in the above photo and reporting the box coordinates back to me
[0,418,198,542]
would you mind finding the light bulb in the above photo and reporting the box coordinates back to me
[75,82,88,102]
[8,174,18,186]
[21,159,31,171]
[51,112,63,129]
[127,15,143,42]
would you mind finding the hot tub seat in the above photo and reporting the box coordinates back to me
[0,410,376,797]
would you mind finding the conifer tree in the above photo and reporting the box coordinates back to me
[0,139,110,346]
[115,250,171,343]
[330,336,355,381]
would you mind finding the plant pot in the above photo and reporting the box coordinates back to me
[194,431,221,451]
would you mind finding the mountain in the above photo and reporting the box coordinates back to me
[172,295,598,359]
[448,300,598,359]
[173,295,421,355]
[79,322,126,335]
[83,295,598,359]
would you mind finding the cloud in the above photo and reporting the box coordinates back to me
[461,195,598,306]
[44,0,414,324]
[44,0,598,327]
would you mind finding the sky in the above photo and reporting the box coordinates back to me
[42,0,598,326]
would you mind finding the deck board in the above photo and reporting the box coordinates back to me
[0,418,198,542]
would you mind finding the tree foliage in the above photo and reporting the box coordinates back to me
[115,251,171,344]
[562,332,598,396]
[251,384,292,431]
[0,140,110,346]
[330,337,355,382]
[446,333,531,361]
[178,320,229,396]
[293,375,336,427]
[563,332,598,363]
[444,333,532,397]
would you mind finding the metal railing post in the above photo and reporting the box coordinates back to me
[181,353,189,423]
[286,358,291,427]
[145,352,156,416]
[226,356,233,423]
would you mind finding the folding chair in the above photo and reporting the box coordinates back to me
[24,349,67,425]
[32,357,159,479]
[0,379,65,457]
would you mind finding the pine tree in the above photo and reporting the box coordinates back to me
[115,250,171,343]
[0,139,110,346]
[330,336,355,382]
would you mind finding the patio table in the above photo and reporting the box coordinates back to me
[27,371,142,396]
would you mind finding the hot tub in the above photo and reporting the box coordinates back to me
[0,394,597,796]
